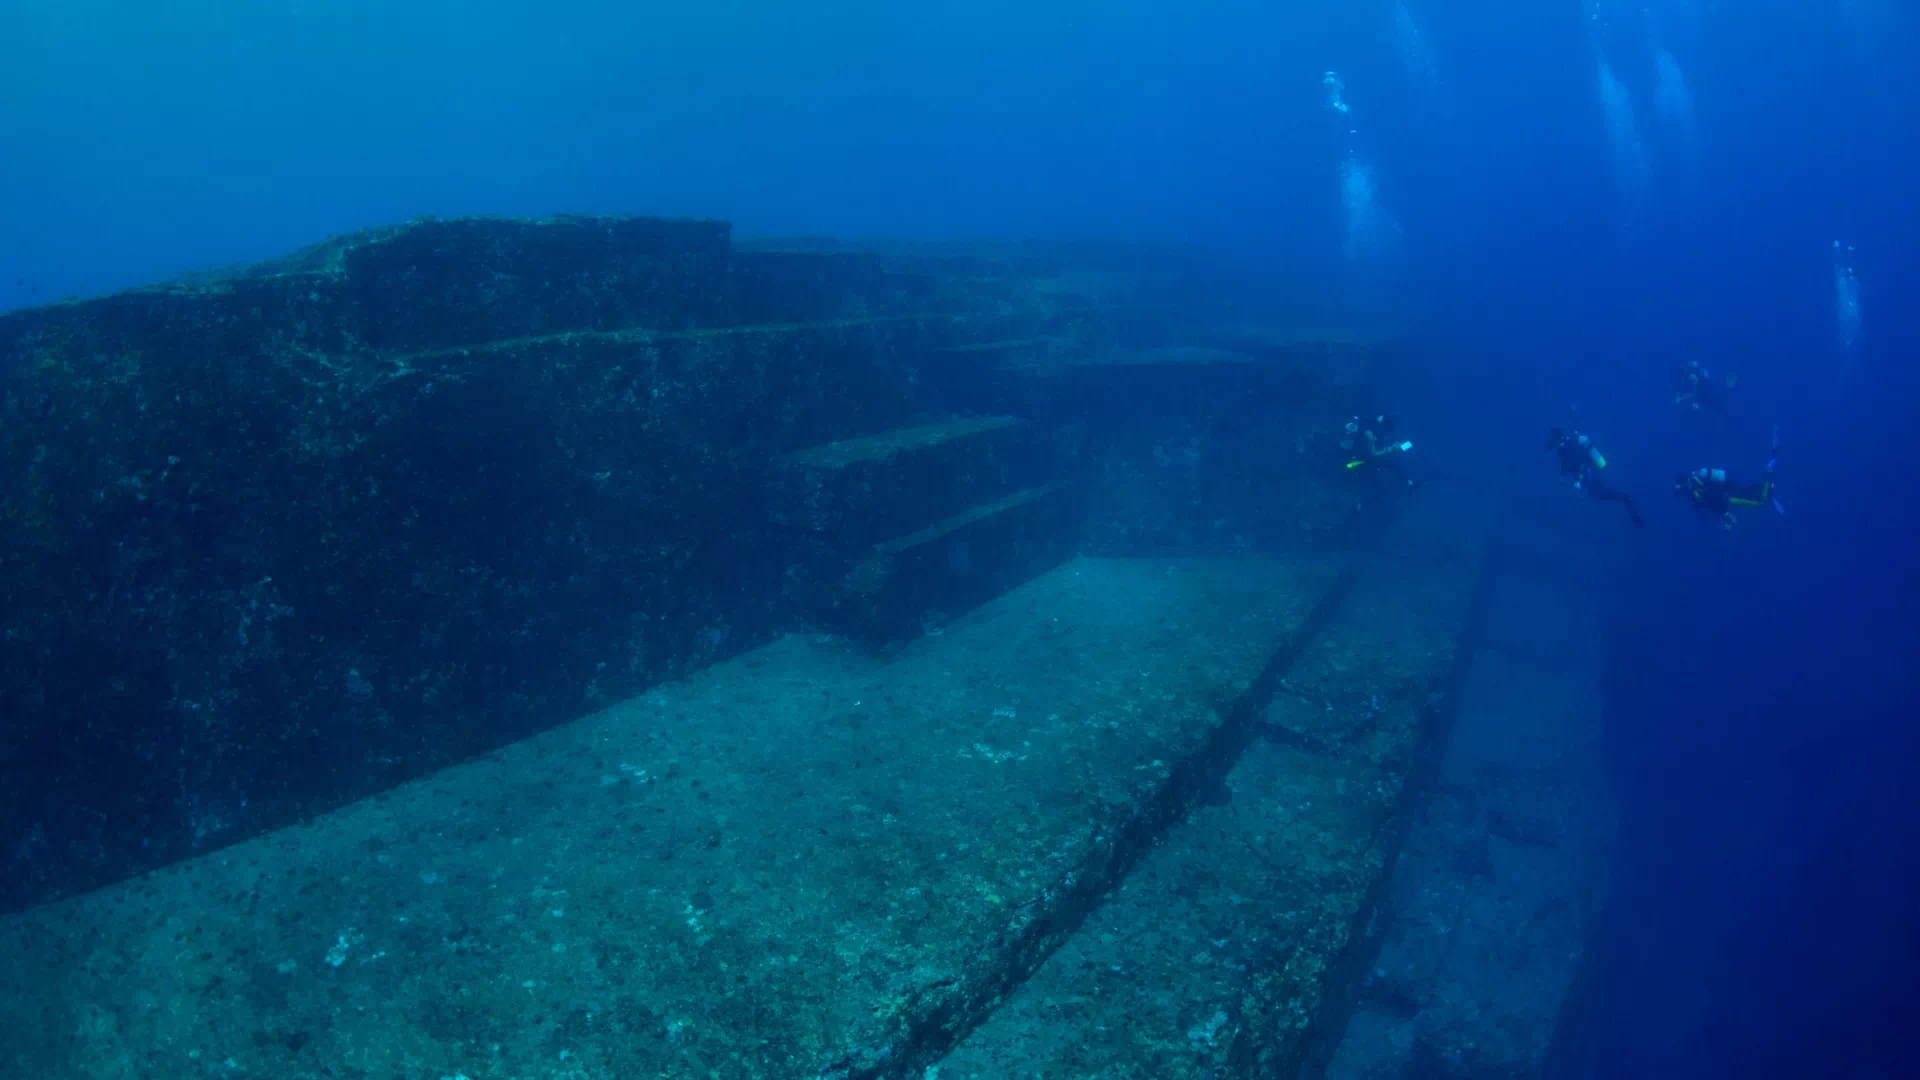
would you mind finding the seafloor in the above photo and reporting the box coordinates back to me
[0,217,1613,1079]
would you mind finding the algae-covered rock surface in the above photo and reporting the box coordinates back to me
[6,215,1337,912]
[0,212,1522,1080]
[940,481,1501,1080]
[1324,506,1618,1080]
[0,554,1342,1080]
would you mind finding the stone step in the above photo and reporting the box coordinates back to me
[929,339,1249,378]
[1191,322,1400,358]
[939,480,1503,1079]
[927,335,1073,361]
[769,416,1045,548]
[347,216,737,351]
[393,315,961,481]
[728,249,939,325]
[0,553,1350,1080]
[814,483,1077,642]
[1325,557,1616,1080]
[144,215,739,356]
[0,304,963,915]
[938,735,1394,1080]
[1055,343,1260,370]
[1185,323,1400,394]
[913,337,1076,414]
[947,332,1397,418]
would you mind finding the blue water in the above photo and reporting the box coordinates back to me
[4,1,1915,1073]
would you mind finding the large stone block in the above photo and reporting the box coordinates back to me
[0,555,1344,1080]
[769,417,1044,546]
[819,483,1080,642]
[0,222,947,911]
[1325,568,1617,1080]
[942,475,1499,1079]
[319,215,736,349]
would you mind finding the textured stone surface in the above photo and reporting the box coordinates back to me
[9,216,1341,912]
[770,417,1040,546]
[820,483,1080,642]
[0,554,1344,1080]
[0,215,1449,1080]
[1324,537,1616,1080]
[0,307,947,911]
[939,737,1396,1080]
[942,480,1501,1080]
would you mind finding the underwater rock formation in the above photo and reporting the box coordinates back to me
[0,213,1614,1080]
[0,215,1383,914]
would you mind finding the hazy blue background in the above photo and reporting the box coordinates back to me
[3,0,1915,1074]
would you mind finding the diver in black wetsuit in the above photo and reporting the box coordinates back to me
[1547,427,1643,526]
[1675,425,1783,530]
[1340,414,1416,489]
[1674,360,1733,413]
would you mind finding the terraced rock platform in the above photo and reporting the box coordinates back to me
[1,215,1439,1076]
[0,552,1352,1080]
[825,483,1079,641]
[0,473,1526,1080]
[940,481,1503,1080]
[769,417,1039,544]
[1323,503,1618,1080]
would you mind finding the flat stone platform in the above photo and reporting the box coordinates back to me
[1325,515,1617,1080]
[0,553,1344,1080]
[939,482,1501,1080]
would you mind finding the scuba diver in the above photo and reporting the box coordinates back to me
[1547,427,1643,526]
[1341,414,1417,489]
[1674,359,1735,413]
[1675,425,1783,530]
